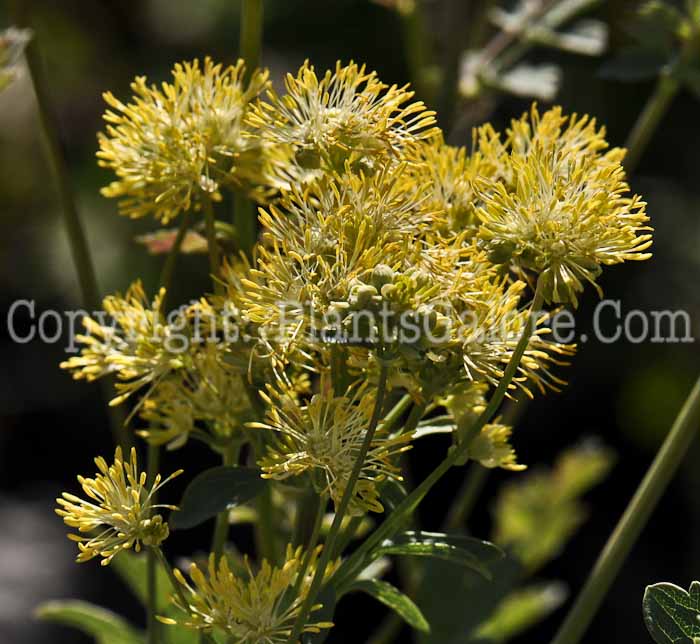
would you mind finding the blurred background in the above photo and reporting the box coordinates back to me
[1,0,699,642]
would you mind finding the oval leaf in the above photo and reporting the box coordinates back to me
[36,600,143,644]
[372,531,504,580]
[643,581,700,644]
[171,465,267,530]
[349,579,430,633]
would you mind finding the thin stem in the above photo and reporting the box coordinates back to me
[19,19,131,449]
[623,39,697,175]
[240,0,264,79]
[443,463,489,532]
[382,394,413,435]
[147,444,161,644]
[202,197,222,295]
[211,442,239,563]
[333,280,545,592]
[293,487,324,548]
[287,361,390,643]
[292,495,326,598]
[158,211,191,312]
[549,375,700,644]
[255,485,278,563]
[234,0,264,253]
[400,1,432,101]
[152,547,188,613]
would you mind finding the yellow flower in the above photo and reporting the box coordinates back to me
[160,546,335,642]
[248,60,437,184]
[55,447,182,565]
[60,281,186,405]
[250,377,410,515]
[468,423,526,471]
[0,28,31,92]
[98,57,269,222]
[139,343,252,449]
[405,129,507,237]
[477,105,652,306]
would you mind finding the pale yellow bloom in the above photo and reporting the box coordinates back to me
[98,57,269,222]
[56,447,182,565]
[477,105,652,306]
[251,377,410,515]
[161,545,335,642]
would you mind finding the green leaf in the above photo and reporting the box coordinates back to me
[416,551,523,644]
[111,551,170,610]
[36,600,143,644]
[643,581,700,644]
[171,465,267,530]
[348,579,430,633]
[372,531,504,580]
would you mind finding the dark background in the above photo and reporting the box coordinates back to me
[0,0,699,642]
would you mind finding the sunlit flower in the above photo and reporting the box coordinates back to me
[60,281,187,405]
[160,545,335,642]
[98,57,269,222]
[248,60,437,185]
[250,377,410,515]
[477,105,652,306]
[55,447,182,565]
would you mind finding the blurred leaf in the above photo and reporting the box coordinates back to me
[36,600,143,644]
[417,552,523,644]
[643,582,700,644]
[111,551,170,610]
[529,19,607,56]
[372,531,504,580]
[487,63,562,101]
[171,465,267,530]
[472,583,568,643]
[492,442,614,573]
[347,579,430,633]
[599,48,668,81]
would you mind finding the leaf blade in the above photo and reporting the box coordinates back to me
[348,579,430,633]
[171,465,267,530]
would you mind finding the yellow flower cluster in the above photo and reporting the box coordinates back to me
[55,447,182,565]
[160,546,335,642]
[65,59,652,524]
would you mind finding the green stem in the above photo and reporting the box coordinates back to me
[332,279,545,592]
[255,485,278,563]
[158,211,191,312]
[549,375,700,644]
[211,442,238,563]
[383,394,413,435]
[623,40,696,175]
[19,19,131,449]
[287,361,390,643]
[147,445,161,644]
[400,1,432,101]
[443,463,489,531]
[234,0,264,253]
[292,494,326,598]
[293,487,324,548]
[240,0,263,79]
[203,197,222,295]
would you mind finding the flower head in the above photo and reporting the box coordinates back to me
[477,105,652,306]
[251,377,410,515]
[98,57,269,222]
[60,281,186,405]
[249,60,437,185]
[56,447,182,565]
[161,545,335,642]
